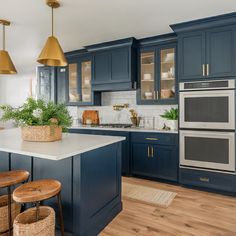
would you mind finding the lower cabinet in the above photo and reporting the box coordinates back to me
[179,168,236,193]
[132,142,178,182]
[69,129,131,176]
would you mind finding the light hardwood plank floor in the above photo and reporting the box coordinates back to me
[100,177,236,236]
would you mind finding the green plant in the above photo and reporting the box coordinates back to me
[160,108,178,120]
[0,97,72,131]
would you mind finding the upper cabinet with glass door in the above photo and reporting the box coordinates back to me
[160,47,176,100]
[57,52,101,106]
[137,35,177,105]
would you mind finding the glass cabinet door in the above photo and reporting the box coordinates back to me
[81,60,92,103]
[140,51,156,101]
[160,47,175,100]
[68,63,80,103]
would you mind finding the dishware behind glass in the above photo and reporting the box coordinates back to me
[143,73,152,81]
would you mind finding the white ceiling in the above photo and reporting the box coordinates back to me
[0,0,236,76]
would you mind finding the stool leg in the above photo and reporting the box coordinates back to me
[57,193,64,236]
[35,201,40,221]
[7,186,12,236]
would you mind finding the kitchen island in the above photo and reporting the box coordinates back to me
[0,129,125,236]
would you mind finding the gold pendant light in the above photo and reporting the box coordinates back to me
[37,0,67,67]
[0,19,17,74]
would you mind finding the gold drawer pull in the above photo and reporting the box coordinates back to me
[147,146,150,158]
[199,177,209,182]
[145,138,158,141]
[151,146,154,157]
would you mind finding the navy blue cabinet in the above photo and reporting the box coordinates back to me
[69,128,131,176]
[171,14,236,81]
[132,143,156,176]
[206,26,235,77]
[93,51,111,84]
[131,132,179,182]
[0,152,9,172]
[178,32,205,80]
[87,38,137,91]
[57,52,101,106]
[37,66,56,102]
[180,168,236,193]
[137,34,178,105]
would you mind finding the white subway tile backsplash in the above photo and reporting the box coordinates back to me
[68,91,178,129]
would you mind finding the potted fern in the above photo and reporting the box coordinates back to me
[0,97,72,142]
[160,108,178,130]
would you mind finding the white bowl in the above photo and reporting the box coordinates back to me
[143,73,152,80]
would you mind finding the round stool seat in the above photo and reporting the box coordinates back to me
[0,170,29,188]
[13,179,61,203]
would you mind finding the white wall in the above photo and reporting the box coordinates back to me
[0,73,37,127]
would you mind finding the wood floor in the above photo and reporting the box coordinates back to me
[100,177,236,236]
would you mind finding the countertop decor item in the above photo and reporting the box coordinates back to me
[129,109,141,127]
[82,110,99,125]
[37,0,67,67]
[0,19,17,74]
[113,103,129,111]
[0,97,72,142]
[160,108,178,130]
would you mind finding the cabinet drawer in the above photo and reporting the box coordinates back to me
[179,168,236,193]
[131,132,178,145]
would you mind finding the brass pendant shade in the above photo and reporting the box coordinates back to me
[37,36,67,66]
[0,50,17,74]
[37,0,67,67]
[0,20,17,74]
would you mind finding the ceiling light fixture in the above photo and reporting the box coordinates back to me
[37,0,67,67]
[0,19,17,74]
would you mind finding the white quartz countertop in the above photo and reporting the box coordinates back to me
[70,125,178,134]
[0,129,125,161]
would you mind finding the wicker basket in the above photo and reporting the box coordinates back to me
[0,195,21,234]
[21,126,62,142]
[13,206,55,236]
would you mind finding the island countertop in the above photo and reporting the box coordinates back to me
[0,128,125,161]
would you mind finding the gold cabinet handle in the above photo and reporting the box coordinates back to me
[151,146,154,157]
[206,64,209,76]
[147,146,150,158]
[145,138,158,141]
[202,64,205,76]
[199,177,209,182]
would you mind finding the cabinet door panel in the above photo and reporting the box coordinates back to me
[154,145,178,181]
[94,51,111,83]
[37,67,56,102]
[57,67,67,104]
[207,27,235,77]
[111,48,129,81]
[132,144,155,176]
[179,32,205,80]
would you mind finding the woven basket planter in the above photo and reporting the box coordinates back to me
[13,206,55,236]
[21,126,62,142]
[0,195,21,234]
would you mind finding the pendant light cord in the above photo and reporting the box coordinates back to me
[52,7,54,36]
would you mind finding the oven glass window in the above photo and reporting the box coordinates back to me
[185,136,229,164]
[184,97,229,122]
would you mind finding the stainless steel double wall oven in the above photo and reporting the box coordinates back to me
[179,80,235,172]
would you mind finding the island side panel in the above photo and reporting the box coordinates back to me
[0,152,10,194]
[73,142,122,236]
[11,154,32,181]
[33,157,73,233]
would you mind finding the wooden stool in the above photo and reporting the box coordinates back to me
[13,179,64,236]
[0,170,30,235]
